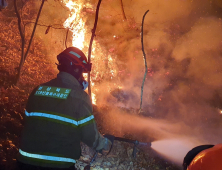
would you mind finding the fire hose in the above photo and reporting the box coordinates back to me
[84,134,152,170]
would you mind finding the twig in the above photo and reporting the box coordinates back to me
[139,10,149,113]
[14,0,25,80]
[120,0,126,21]
[21,0,25,33]
[24,21,65,29]
[24,0,45,61]
[24,22,69,48]
[65,29,69,49]
[87,0,102,99]
[15,0,46,85]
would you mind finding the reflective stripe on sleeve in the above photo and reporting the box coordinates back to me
[25,110,94,126]
[78,115,94,125]
[25,110,78,126]
[19,149,76,163]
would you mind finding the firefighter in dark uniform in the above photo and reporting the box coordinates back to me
[17,47,111,170]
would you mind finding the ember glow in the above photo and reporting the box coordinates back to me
[62,0,120,105]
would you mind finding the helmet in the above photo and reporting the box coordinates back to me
[183,144,214,170]
[57,47,92,72]
[187,144,222,170]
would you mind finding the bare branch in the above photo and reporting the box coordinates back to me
[24,21,65,29]
[14,0,25,84]
[139,10,149,113]
[87,0,102,99]
[120,0,126,21]
[15,0,46,85]
[20,0,25,33]
[14,0,25,59]
[65,29,69,49]
[24,0,45,61]
[45,25,51,34]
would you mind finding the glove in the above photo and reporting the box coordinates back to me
[103,137,112,151]
[96,136,112,155]
[101,134,115,155]
[103,134,115,144]
[82,80,88,90]
[99,137,112,155]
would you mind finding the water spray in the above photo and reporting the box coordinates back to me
[151,138,201,166]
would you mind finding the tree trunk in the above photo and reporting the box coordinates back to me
[14,0,45,85]
[87,0,102,99]
[120,0,126,21]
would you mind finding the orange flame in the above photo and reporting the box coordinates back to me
[63,0,119,105]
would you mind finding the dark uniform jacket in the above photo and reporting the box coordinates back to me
[17,72,103,168]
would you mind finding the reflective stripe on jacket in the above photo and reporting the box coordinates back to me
[17,72,102,168]
[25,110,94,127]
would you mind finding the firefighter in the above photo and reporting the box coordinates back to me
[183,144,222,170]
[17,47,112,170]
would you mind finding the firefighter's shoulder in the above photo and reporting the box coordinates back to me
[69,88,91,105]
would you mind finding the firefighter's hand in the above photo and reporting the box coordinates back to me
[96,137,112,155]
[104,137,112,150]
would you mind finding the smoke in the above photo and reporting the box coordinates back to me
[96,106,205,165]
[86,0,222,145]
[98,107,191,141]
[32,0,222,161]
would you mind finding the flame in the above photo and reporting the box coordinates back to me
[63,0,119,105]
[92,93,96,104]
[63,0,85,49]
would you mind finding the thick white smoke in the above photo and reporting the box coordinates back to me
[89,0,222,144]
[33,0,222,144]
